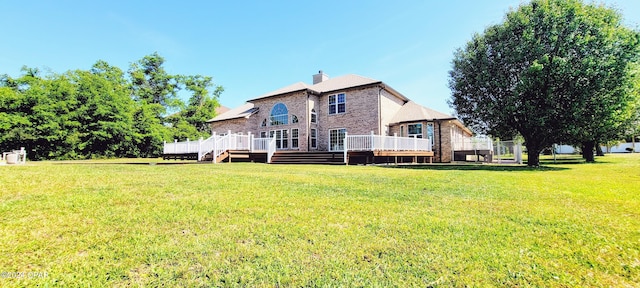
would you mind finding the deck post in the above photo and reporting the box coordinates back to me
[212,132,217,163]
[248,132,253,152]
[198,138,203,161]
[186,138,190,153]
[414,135,418,151]
[394,133,398,151]
[344,132,348,165]
[371,131,375,150]
[174,139,177,154]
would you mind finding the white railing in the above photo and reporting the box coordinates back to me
[452,136,493,151]
[163,138,201,155]
[267,137,276,163]
[163,132,276,163]
[251,137,271,152]
[344,133,433,152]
[198,135,216,161]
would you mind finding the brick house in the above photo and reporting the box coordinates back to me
[206,71,471,163]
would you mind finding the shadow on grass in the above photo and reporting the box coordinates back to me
[383,163,569,172]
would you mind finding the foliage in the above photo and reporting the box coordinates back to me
[0,53,222,159]
[449,0,640,166]
[1,154,638,286]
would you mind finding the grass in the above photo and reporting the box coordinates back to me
[0,154,639,287]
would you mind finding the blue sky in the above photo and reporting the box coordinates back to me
[1,1,639,114]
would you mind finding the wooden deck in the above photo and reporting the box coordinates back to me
[347,151,434,165]
[163,150,435,165]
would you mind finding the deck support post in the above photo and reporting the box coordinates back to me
[344,132,349,165]
[212,132,217,163]
[394,133,398,151]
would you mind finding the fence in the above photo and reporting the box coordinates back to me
[555,143,639,154]
[492,140,523,164]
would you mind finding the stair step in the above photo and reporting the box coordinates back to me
[270,151,345,165]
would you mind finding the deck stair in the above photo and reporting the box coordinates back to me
[270,151,345,165]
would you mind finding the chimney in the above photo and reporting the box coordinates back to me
[312,70,328,84]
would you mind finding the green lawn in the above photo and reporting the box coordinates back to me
[1,154,638,286]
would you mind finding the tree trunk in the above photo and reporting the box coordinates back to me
[581,141,595,162]
[527,149,541,167]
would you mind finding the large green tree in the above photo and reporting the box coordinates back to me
[449,0,640,166]
[1,54,220,160]
[166,75,223,141]
[71,61,138,158]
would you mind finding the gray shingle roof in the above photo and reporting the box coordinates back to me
[252,82,311,100]
[389,101,454,124]
[249,74,385,101]
[311,74,381,93]
[207,103,257,122]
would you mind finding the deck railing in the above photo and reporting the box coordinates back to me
[163,132,276,163]
[267,137,276,163]
[345,133,432,152]
[344,132,433,163]
[251,137,271,152]
[452,136,493,151]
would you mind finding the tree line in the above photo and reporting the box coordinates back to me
[449,0,640,166]
[0,52,221,160]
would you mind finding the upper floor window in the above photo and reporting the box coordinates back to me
[261,119,267,127]
[291,115,299,123]
[329,93,346,115]
[311,109,317,124]
[270,103,288,126]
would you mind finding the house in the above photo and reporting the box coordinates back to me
[206,71,472,163]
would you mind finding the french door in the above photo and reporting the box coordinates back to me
[269,129,289,149]
[329,128,346,151]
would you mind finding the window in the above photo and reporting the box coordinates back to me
[260,131,267,138]
[328,93,346,115]
[311,128,317,149]
[329,128,346,151]
[400,126,404,137]
[291,115,299,123]
[261,119,267,127]
[426,123,434,145]
[311,109,317,123]
[270,103,288,126]
[408,123,423,138]
[270,129,289,149]
[291,128,299,149]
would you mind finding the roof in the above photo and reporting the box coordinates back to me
[248,74,390,101]
[215,105,231,115]
[253,82,312,100]
[207,103,257,122]
[311,74,381,93]
[389,101,455,124]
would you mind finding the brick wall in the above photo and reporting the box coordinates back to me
[317,86,381,150]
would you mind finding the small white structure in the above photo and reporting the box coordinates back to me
[1,147,27,165]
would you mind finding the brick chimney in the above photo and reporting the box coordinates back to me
[312,70,328,84]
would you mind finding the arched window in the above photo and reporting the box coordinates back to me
[261,119,267,127]
[311,109,317,124]
[270,103,288,126]
[291,115,299,123]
